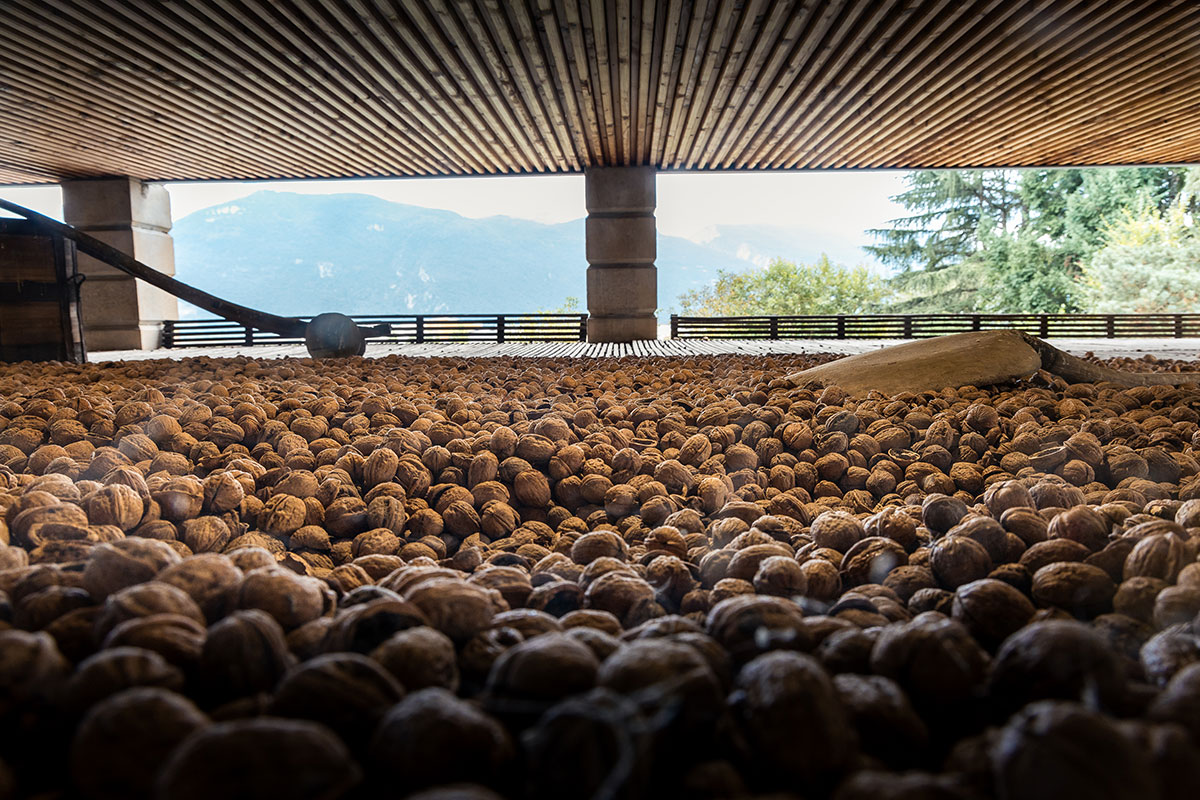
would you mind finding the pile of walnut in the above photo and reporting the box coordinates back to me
[2,352,1200,800]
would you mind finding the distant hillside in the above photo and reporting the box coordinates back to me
[172,191,869,319]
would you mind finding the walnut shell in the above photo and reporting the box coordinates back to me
[402,578,508,644]
[1031,562,1116,619]
[70,687,210,800]
[157,718,362,800]
[82,484,144,531]
[83,538,182,599]
[237,568,331,630]
[369,688,512,794]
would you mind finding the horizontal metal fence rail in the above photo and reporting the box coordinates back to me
[162,314,588,347]
[670,313,1200,340]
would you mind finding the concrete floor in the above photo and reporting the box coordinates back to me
[90,338,1200,362]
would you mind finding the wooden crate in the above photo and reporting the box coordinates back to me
[0,219,86,363]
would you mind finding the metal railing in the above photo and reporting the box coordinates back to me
[670,313,1200,339]
[162,314,588,347]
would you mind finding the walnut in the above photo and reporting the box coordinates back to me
[157,718,362,800]
[1001,506,1049,546]
[257,494,305,538]
[948,515,1009,562]
[1147,662,1200,742]
[12,502,88,548]
[468,566,533,609]
[951,578,1034,650]
[810,510,864,552]
[268,652,404,749]
[1047,505,1110,552]
[101,613,206,668]
[513,471,551,507]
[324,598,429,654]
[863,507,919,551]
[987,620,1124,715]
[705,595,805,663]
[63,646,185,713]
[70,687,210,800]
[237,567,330,630]
[225,545,277,572]
[371,626,459,692]
[833,673,928,769]
[94,581,204,641]
[1141,625,1200,686]
[882,565,937,603]
[0,629,72,714]
[178,515,231,554]
[195,609,294,704]
[1154,586,1200,629]
[82,484,144,531]
[730,651,857,783]
[1031,562,1115,619]
[370,688,512,794]
[402,578,508,644]
[840,537,908,587]
[597,637,723,732]
[582,570,655,626]
[992,701,1156,800]
[799,557,843,602]
[484,632,599,712]
[1019,538,1091,573]
[1124,533,1191,582]
[922,493,968,534]
[83,538,181,599]
[13,584,91,631]
[151,477,204,523]
[869,613,989,709]
[929,535,992,589]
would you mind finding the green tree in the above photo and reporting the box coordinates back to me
[869,166,1194,313]
[864,171,1023,271]
[1078,201,1200,313]
[678,256,885,316]
[539,296,581,313]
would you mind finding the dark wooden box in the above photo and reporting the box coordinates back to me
[0,218,86,363]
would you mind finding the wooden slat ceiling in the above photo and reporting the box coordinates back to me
[1,0,1198,185]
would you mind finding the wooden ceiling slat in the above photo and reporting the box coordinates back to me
[647,0,685,166]
[788,0,1024,168]
[269,0,472,173]
[898,7,1200,168]
[132,0,426,174]
[582,0,619,164]
[681,0,770,169]
[532,0,596,165]
[751,0,903,169]
[9,0,375,178]
[2,1,1199,185]
[436,0,559,170]
[558,0,609,164]
[760,0,964,169]
[659,0,720,167]
[499,1,580,169]
[807,0,1133,169]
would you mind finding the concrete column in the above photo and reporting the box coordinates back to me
[61,177,178,350]
[585,166,657,342]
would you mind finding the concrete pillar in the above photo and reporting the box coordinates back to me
[585,166,657,342]
[61,177,178,350]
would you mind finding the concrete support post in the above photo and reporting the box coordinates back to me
[61,177,178,350]
[585,166,657,342]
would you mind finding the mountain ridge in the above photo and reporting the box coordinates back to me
[172,190,870,318]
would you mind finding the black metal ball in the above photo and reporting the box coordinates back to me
[304,313,366,358]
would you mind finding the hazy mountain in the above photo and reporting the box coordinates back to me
[172,190,867,319]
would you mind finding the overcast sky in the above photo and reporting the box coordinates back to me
[0,170,909,257]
